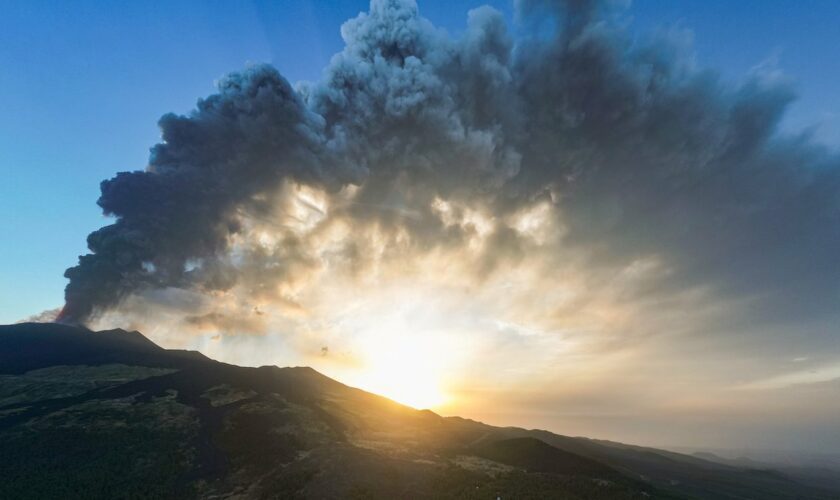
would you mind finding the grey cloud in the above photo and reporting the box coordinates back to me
[59,66,362,323]
[62,0,839,337]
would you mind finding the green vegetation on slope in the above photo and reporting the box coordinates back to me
[0,391,198,499]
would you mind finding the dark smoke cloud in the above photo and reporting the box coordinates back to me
[62,0,839,333]
[59,67,362,323]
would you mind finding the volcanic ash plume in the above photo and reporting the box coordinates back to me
[60,0,840,339]
[57,66,362,323]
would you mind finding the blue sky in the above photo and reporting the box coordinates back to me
[2,0,839,323]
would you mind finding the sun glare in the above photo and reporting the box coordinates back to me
[331,294,457,410]
[352,333,449,409]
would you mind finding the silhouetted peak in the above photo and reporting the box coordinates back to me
[95,328,158,348]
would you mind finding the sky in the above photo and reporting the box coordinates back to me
[4,0,840,325]
[1,0,840,454]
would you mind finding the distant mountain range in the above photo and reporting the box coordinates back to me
[1,322,838,499]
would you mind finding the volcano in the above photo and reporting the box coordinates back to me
[0,322,837,499]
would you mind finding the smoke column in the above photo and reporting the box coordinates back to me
[60,0,840,328]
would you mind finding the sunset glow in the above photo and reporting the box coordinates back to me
[350,332,449,409]
[14,0,839,459]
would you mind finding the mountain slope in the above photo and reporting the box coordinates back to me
[1,323,836,499]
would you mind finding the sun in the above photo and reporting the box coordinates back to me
[351,331,449,409]
[328,297,457,410]
[311,283,466,410]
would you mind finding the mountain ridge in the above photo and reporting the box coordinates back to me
[1,322,836,499]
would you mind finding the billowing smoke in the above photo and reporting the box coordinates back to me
[61,0,839,336]
[58,67,362,323]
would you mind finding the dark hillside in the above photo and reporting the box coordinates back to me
[472,437,619,477]
[1,322,837,499]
